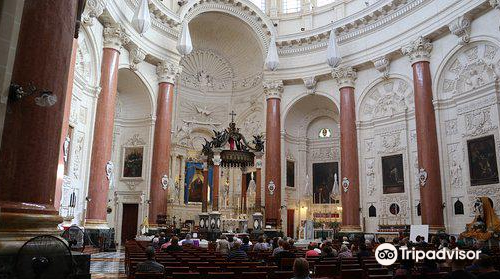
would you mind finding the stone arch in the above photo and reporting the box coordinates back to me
[179,0,277,58]
[434,37,500,101]
[116,68,154,120]
[282,90,340,131]
[357,76,414,123]
[74,25,100,88]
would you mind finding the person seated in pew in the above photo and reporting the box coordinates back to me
[241,236,251,251]
[320,246,337,260]
[292,258,311,279]
[356,243,372,259]
[253,236,269,252]
[164,236,183,252]
[182,233,194,246]
[288,239,298,252]
[227,242,248,261]
[305,243,319,258]
[442,258,476,279]
[274,241,296,266]
[337,244,353,259]
[136,246,165,274]
[158,232,168,247]
[216,235,230,255]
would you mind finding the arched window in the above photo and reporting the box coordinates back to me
[282,0,301,13]
[248,0,266,11]
[417,202,421,216]
[368,205,376,217]
[454,199,464,215]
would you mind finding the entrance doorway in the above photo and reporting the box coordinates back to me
[121,203,139,244]
[287,209,295,238]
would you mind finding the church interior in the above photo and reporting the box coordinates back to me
[1,0,500,278]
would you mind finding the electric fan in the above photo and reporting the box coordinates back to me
[15,235,75,279]
[61,225,86,252]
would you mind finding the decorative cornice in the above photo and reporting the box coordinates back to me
[401,36,433,64]
[103,24,129,51]
[331,67,357,88]
[129,46,146,71]
[303,76,317,94]
[277,0,427,56]
[448,15,471,45]
[156,60,180,84]
[82,0,106,26]
[263,79,284,100]
[372,56,390,79]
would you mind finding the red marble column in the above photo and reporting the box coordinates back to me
[55,38,79,210]
[255,153,263,213]
[149,61,178,225]
[85,25,127,228]
[332,67,361,232]
[202,164,209,213]
[0,0,78,237]
[212,152,221,211]
[263,80,283,227]
[241,170,247,214]
[402,37,444,231]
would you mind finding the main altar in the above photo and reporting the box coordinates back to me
[197,112,265,239]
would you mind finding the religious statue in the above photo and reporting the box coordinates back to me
[461,197,500,241]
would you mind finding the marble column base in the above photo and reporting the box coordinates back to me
[0,210,63,254]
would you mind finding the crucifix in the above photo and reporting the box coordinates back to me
[229,110,236,123]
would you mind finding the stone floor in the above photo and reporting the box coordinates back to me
[90,251,126,279]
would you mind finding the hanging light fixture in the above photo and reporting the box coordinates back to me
[326,27,342,67]
[265,36,279,71]
[177,22,193,56]
[332,173,340,197]
[131,0,151,36]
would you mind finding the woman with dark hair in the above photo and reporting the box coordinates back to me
[165,236,183,252]
[292,258,311,279]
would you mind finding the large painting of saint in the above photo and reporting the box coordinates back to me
[468,135,499,186]
[312,162,338,204]
[382,154,404,194]
[287,161,295,187]
[184,162,213,203]
[122,146,144,178]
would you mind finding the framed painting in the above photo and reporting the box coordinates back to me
[121,146,144,179]
[382,154,405,194]
[312,162,339,204]
[467,135,499,186]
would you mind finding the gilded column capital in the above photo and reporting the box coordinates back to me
[331,66,357,88]
[401,36,433,64]
[263,79,283,100]
[156,60,180,84]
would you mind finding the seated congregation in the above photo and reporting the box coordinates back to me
[126,234,500,279]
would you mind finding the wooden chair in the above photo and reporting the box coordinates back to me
[172,272,201,279]
[134,273,164,279]
[340,268,364,279]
